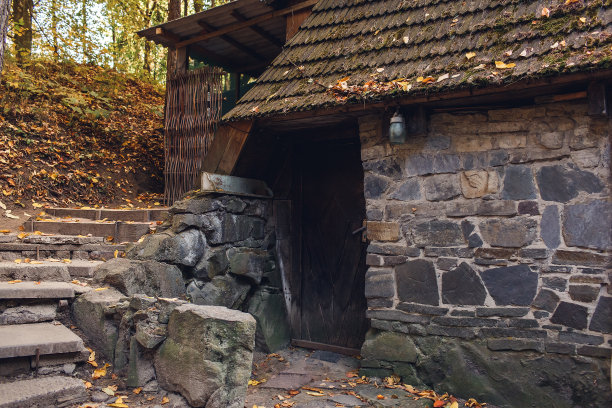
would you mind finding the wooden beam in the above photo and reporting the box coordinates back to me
[230,9,283,48]
[175,0,318,48]
[203,121,253,175]
[253,69,612,127]
[198,20,265,61]
[155,27,180,44]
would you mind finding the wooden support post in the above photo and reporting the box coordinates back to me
[176,46,188,74]
[588,82,608,116]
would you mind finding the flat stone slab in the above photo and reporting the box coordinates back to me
[0,304,57,324]
[354,384,430,408]
[66,260,104,277]
[0,281,76,299]
[0,262,71,281]
[261,373,314,389]
[22,234,105,245]
[0,375,87,408]
[0,322,84,358]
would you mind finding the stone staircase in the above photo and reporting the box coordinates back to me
[0,207,168,407]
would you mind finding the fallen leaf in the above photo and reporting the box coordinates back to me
[132,387,142,394]
[306,391,325,397]
[62,258,72,263]
[7,279,22,284]
[465,52,476,60]
[541,7,550,18]
[248,379,266,386]
[0,229,9,233]
[92,363,110,379]
[102,387,116,396]
[449,401,459,408]
[114,250,119,258]
[83,381,93,389]
[494,61,516,69]
[437,73,449,82]
[579,17,586,23]
[377,394,385,400]
[95,287,109,292]
[433,400,446,407]
[161,396,170,404]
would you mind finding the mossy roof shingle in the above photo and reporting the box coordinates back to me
[224,0,612,121]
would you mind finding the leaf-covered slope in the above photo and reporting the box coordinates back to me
[0,59,165,211]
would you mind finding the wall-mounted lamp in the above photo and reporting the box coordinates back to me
[388,106,427,144]
[389,108,407,145]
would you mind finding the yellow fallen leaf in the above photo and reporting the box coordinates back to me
[132,387,142,394]
[92,363,110,379]
[17,232,28,239]
[541,7,550,17]
[114,250,118,258]
[62,259,72,263]
[465,52,476,59]
[494,61,516,69]
[305,391,325,397]
[13,259,21,264]
[87,360,98,367]
[0,229,9,233]
[377,394,385,400]
[102,387,116,396]
[83,380,93,389]
[7,280,22,284]
[449,401,459,408]
[107,403,128,408]
[579,16,586,23]
[248,379,266,386]
[95,287,109,292]
[32,202,43,208]
[33,230,42,235]
[161,396,170,404]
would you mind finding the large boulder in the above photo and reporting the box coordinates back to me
[129,229,206,267]
[72,288,123,360]
[95,258,185,298]
[154,304,256,408]
[189,275,251,309]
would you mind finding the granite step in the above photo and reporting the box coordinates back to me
[0,260,103,280]
[24,219,153,242]
[0,375,87,407]
[0,322,86,359]
[46,207,168,222]
[0,303,57,325]
[0,281,82,299]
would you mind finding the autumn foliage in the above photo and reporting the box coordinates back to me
[0,58,164,209]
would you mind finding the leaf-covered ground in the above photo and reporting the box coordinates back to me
[0,58,165,221]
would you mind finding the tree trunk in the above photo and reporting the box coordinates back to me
[12,0,32,64]
[81,0,88,63]
[166,0,180,77]
[50,0,58,60]
[0,0,11,76]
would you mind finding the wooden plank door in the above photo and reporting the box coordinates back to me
[291,136,368,351]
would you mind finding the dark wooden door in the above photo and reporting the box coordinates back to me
[291,136,368,351]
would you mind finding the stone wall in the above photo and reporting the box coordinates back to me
[126,193,290,352]
[358,101,611,407]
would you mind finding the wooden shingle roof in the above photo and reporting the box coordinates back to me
[224,0,612,121]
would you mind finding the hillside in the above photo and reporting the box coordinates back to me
[0,59,165,224]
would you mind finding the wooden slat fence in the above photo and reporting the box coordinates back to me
[164,67,224,204]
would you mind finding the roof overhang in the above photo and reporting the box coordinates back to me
[137,0,317,75]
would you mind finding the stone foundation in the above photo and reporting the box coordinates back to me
[358,100,611,406]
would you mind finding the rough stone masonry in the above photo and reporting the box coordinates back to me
[358,100,611,407]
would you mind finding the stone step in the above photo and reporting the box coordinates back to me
[0,303,57,325]
[0,281,81,299]
[0,322,86,359]
[0,260,103,280]
[25,219,153,242]
[0,375,87,407]
[0,240,125,262]
[46,207,168,222]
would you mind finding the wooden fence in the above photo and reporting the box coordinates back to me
[164,67,224,204]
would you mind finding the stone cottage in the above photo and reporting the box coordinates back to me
[141,0,612,406]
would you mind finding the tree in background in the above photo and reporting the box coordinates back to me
[11,0,32,64]
[0,0,11,76]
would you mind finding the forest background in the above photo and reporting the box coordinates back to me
[1,0,230,82]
